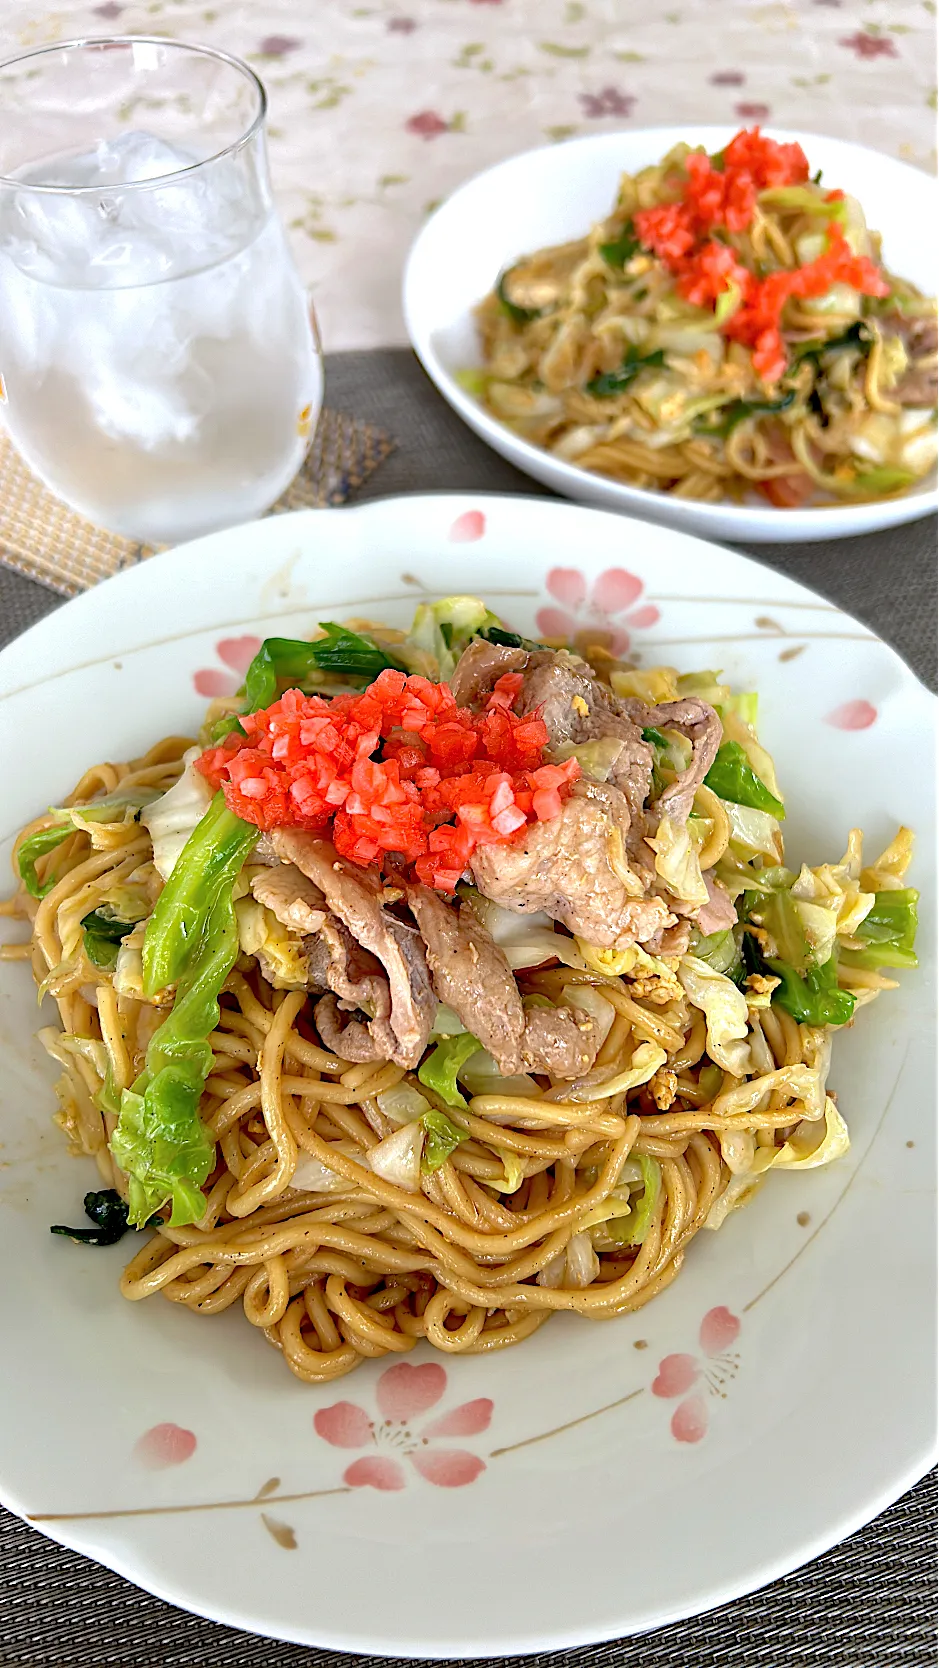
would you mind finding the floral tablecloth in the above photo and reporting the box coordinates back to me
[3,0,936,349]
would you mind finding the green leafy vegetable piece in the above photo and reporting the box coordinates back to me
[206,713,247,745]
[113,859,248,1227]
[17,824,74,900]
[704,741,785,819]
[81,910,136,971]
[693,389,795,440]
[792,319,870,372]
[715,281,742,325]
[604,1157,661,1246]
[598,222,640,268]
[142,792,260,999]
[241,628,404,711]
[725,690,758,727]
[496,268,542,325]
[110,794,258,1228]
[50,1188,132,1246]
[455,367,489,398]
[693,928,742,978]
[307,623,405,681]
[586,347,666,399]
[841,887,919,970]
[758,185,847,224]
[478,624,544,652]
[845,465,917,496]
[17,787,159,899]
[741,931,856,1027]
[421,1108,470,1174]
[641,726,670,749]
[811,168,823,185]
[418,1032,482,1110]
[759,886,811,971]
[857,888,918,952]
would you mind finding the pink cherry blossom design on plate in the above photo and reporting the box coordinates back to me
[344,1456,406,1491]
[315,1362,492,1490]
[313,1402,373,1449]
[699,1306,741,1356]
[449,510,486,543]
[651,1308,743,1445]
[537,567,660,656]
[192,633,262,698]
[651,1354,699,1399]
[671,1396,708,1444]
[825,699,877,731]
[134,1423,197,1469]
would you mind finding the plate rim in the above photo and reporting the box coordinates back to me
[0,493,934,1655]
[402,124,939,543]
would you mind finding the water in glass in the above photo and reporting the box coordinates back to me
[0,41,323,545]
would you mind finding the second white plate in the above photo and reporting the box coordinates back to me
[403,127,939,543]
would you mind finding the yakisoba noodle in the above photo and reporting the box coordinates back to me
[471,128,938,507]
[0,611,918,1384]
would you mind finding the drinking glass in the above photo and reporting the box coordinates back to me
[0,37,323,545]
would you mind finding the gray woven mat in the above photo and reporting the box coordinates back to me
[0,348,935,1668]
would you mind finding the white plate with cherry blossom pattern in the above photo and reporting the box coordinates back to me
[404,127,939,542]
[0,494,934,1655]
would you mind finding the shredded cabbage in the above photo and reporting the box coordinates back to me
[403,596,499,682]
[648,815,709,909]
[458,1048,542,1100]
[292,1147,355,1193]
[234,898,310,989]
[464,892,586,971]
[141,749,213,881]
[561,982,617,1048]
[367,1121,424,1191]
[678,955,752,1077]
[376,1083,433,1124]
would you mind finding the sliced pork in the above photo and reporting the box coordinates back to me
[406,885,525,1072]
[250,864,328,935]
[697,873,737,936]
[271,831,436,1069]
[514,652,654,820]
[448,639,528,705]
[448,640,655,820]
[470,779,673,950]
[519,1006,599,1078]
[620,696,722,825]
[406,883,601,1078]
[881,312,938,407]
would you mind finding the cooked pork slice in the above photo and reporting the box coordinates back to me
[406,884,526,1073]
[271,832,435,1068]
[448,639,528,705]
[643,917,693,957]
[515,652,654,819]
[621,696,722,825]
[696,872,737,936]
[407,883,600,1079]
[881,311,938,407]
[520,1005,599,1079]
[471,780,674,949]
[314,994,387,1063]
[449,641,656,818]
[250,864,329,935]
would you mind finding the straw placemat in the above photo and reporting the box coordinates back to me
[0,408,395,598]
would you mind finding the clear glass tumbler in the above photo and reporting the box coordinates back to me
[0,37,323,545]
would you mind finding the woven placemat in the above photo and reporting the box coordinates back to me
[0,408,395,598]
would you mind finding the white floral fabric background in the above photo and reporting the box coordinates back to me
[3,0,936,349]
